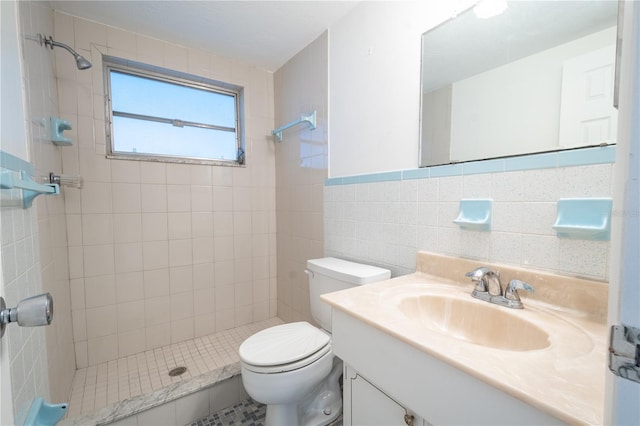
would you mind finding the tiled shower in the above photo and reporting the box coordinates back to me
[5,0,324,422]
[53,11,278,368]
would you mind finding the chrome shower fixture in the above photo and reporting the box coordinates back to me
[0,293,54,339]
[39,34,92,70]
[46,172,83,189]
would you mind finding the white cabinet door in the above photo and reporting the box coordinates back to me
[345,364,426,426]
[351,374,406,425]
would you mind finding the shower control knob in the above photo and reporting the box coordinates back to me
[0,293,53,338]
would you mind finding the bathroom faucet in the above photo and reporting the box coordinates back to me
[465,267,492,292]
[465,267,534,309]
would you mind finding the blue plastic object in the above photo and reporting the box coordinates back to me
[272,111,316,142]
[453,199,492,231]
[23,397,67,426]
[0,151,60,208]
[50,117,73,145]
[0,170,60,209]
[552,198,613,241]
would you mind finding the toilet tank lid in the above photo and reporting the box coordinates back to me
[306,257,391,285]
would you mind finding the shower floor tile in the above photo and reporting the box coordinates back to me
[66,318,283,419]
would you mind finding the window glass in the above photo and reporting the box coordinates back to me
[112,116,238,160]
[104,57,243,165]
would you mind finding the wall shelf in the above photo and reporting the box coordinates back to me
[552,198,613,241]
[453,199,492,231]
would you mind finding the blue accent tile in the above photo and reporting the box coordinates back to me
[355,174,378,183]
[430,163,464,177]
[558,145,616,167]
[505,152,558,171]
[377,171,402,182]
[324,146,618,186]
[402,168,430,180]
[463,159,504,175]
[342,176,360,185]
[324,177,343,186]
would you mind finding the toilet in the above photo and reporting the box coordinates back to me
[239,257,391,426]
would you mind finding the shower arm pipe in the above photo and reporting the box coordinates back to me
[38,34,92,70]
[39,34,75,56]
[272,111,316,142]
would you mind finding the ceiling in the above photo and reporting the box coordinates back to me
[422,0,619,91]
[49,1,361,72]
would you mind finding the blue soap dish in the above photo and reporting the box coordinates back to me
[552,198,613,241]
[453,199,492,231]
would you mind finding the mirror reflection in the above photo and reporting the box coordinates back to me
[419,1,619,167]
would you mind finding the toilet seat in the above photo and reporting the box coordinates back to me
[239,322,331,374]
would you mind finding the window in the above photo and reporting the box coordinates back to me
[104,56,244,165]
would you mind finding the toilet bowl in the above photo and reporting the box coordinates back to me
[239,258,391,426]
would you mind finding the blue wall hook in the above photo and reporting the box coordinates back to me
[50,117,73,145]
[23,397,68,426]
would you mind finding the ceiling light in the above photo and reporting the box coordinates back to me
[474,0,508,19]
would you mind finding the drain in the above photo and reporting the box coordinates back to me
[168,366,187,377]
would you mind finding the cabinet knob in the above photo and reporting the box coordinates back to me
[404,413,415,426]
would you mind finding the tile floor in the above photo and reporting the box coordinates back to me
[190,398,266,426]
[66,318,282,419]
[191,398,344,426]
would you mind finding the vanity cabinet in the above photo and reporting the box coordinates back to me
[332,309,565,426]
[343,364,428,426]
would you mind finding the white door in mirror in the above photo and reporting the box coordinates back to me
[559,44,618,148]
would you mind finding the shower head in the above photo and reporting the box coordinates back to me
[39,34,92,70]
[74,55,93,71]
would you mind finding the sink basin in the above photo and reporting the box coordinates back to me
[398,294,550,351]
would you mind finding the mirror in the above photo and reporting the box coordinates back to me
[419,1,619,167]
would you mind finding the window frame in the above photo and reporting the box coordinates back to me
[103,55,245,166]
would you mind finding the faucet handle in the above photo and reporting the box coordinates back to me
[465,267,493,292]
[505,279,534,302]
[465,267,492,279]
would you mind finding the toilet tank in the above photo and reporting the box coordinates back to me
[307,257,391,331]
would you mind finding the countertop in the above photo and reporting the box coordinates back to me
[321,252,608,425]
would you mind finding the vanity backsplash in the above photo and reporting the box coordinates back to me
[415,251,608,323]
[324,146,614,282]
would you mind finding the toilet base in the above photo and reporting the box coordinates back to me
[264,357,343,426]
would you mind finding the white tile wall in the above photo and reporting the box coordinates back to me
[1,192,51,424]
[325,163,614,281]
[54,12,277,367]
[12,0,76,409]
[273,32,328,324]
